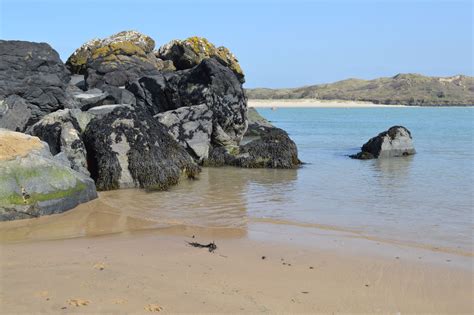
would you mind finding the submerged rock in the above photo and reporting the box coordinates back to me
[157,36,245,83]
[0,40,72,130]
[0,129,97,221]
[127,58,247,147]
[350,126,416,159]
[83,106,200,191]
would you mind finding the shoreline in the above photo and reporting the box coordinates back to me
[248,99,408,108]
[0,196,473,313]
[248,99,474,108]
[0,194,471,258]
[1,220,472,313]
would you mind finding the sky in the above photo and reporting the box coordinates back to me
[0,0,472,88]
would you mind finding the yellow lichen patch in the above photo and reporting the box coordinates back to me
[186,36,215,56]
[91,41,147,60]
[0,131,44,161]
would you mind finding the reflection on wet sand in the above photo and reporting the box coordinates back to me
[0,167,298,243]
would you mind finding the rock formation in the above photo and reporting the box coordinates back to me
[0,31,301,221]
[350,126,416,159]
[206,108,300,168]
[66,31,174,88]
[157,36,245,83]
[0,129,97,221]
[0,40,72,131]
[83,106,200,191]
[126,58,248,155]
[27,109,92,176]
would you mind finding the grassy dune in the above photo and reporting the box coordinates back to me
[246,74,474,106]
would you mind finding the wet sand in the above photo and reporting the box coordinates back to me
[248,99,407,108]
[0,198,472,313]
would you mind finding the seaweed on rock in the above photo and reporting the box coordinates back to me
[206,127,300,169]
[83,107,200,191]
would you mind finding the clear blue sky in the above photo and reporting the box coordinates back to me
[1,0,472,88]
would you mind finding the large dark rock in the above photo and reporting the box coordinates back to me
[156,36,245,83]
[0,40,72,130]
[207,127,300,169]
[0,129,97,221]
[350,126,416,159]
[127,58,247,148]
[83,106,200,191]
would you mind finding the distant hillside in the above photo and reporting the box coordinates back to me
[246,74,474,106]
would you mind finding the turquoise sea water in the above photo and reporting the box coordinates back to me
[251,107,473,252]
[94,107,473,253]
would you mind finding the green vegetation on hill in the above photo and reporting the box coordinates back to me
[246,74,474,106]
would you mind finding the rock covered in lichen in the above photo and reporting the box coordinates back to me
[350,126,416,159]
[0,129,97,221]
[157,36,245,83]
[0,40,73,131]
[65,31,173,88]
[83,106,200,191]
[66,30,156,75]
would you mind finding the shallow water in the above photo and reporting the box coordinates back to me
[97,107,474,253]
[1,107,473,254]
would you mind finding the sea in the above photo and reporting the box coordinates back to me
[97,107,474,254]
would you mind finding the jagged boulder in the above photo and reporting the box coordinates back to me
[350,126,416,159]
[27,109,92,176]
[0,40,72,131]
[83,106,200,191]
[0,129,97,221]
[127,58,247,149]
[0,95,32,132]
[157,36,244,83]
[65,31,174,88]
[155,104,213,161]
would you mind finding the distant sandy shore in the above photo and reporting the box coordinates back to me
[0,197,472,314]
[248,99,408,108]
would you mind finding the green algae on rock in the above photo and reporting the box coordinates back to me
[0,129,97,221]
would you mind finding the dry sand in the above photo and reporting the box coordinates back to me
[248,99,408,108]
[0,200,472,314]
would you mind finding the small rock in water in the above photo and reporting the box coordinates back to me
[350,126,415,159]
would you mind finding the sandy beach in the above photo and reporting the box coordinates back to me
[248,99,408,108]
[0,197,472,314]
